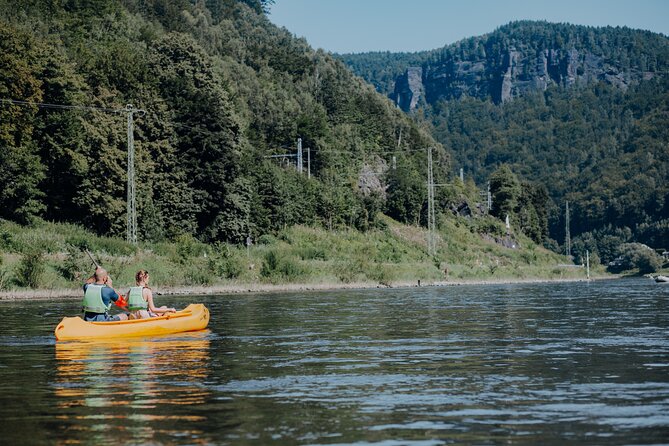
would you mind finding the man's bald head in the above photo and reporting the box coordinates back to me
[94,268,108,282]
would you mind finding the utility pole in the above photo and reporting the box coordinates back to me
[297,138,303,174]
[427,147,437,256]
[480,181,492,213]
[307,145,311,178]
[124,104,145,245]
[565,201,571,258]
[426,148,450,256]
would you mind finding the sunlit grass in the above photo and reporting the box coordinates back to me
[0,216,597,291]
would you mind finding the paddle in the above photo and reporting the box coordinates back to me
[85,249,127,308]
[85,249,100,269]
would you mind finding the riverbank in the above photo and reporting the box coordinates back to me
[1,218,608,301]
[0,275,612,301]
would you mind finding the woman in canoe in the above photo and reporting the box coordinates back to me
[126,270,176,319]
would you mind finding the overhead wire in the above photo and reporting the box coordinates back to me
[0,98,124,114]
[1,97,438,156]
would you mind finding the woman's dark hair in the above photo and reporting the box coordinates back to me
[135,269,149,284]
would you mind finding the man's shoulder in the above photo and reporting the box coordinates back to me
[101,286,119,298]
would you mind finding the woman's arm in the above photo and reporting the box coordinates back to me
[145,288,175,314]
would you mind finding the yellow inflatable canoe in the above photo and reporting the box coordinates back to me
[54,303,210,341]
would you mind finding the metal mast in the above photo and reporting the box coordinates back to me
[427,147,437,256]
[297,138,303,174]
[565,201,571,258]
[124,104,144,245]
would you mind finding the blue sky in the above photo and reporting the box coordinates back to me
[268,0,669,54]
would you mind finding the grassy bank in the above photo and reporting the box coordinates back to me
[0,216,604,297]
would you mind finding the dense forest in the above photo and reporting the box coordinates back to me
[2,2,665,271]
[0,0,456,246]
[341,21,669,264]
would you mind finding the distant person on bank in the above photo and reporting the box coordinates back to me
[126,270,176,319]
[82,267,128,321]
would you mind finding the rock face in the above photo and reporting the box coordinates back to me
[357,159,388,199]
[393,67,424,112]
[395,47,650,107]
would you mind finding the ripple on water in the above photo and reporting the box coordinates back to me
[1,278,669,444]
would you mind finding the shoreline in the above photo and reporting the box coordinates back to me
[0,276,612,301]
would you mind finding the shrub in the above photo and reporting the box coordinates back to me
[612,243,664,274]
[0,228,16,252]
[174,234,208,264]
[16,250,46,288]
[279,257,303,280]
[634,249,663,274]
[334,261,357,283]
[58,245,89,282]
[65,235,91,252]
[0,256,10,290]
[257,234,277,245]
[297,245,327,261]
[209,246,244,279]
[366,263,392,286]
[261,250,305,282]
[185,267,213,286]
[261,250,280,277]
[376,238,406,263]
[95,237,137,257]
[335,256,371,283]
[471,218,506,237]
[12,232,59,254]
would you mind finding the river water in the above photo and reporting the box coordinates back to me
[0,278,668,445]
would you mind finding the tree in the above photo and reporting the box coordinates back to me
[616,243,663,274]
[385,160,425,226]
[489,164,521,222]
[517,181,549,243]
[149,33,243,242]
[0,23,46,223]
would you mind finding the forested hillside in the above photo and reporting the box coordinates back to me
[0,0,444,244]
[341,21,669,263]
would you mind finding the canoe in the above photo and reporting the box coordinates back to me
[54,303,210,341]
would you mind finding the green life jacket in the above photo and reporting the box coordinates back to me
[82,284,111,314]
[127,286,148,311]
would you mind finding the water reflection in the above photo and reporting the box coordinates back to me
[53,332,211,445]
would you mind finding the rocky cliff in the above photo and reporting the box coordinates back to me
[394,46,655,111]
[357,21,669,111]
[393,67,425,111]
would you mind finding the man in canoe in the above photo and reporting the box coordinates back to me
[82,267,128,322]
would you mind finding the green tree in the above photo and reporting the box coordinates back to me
[489,164,521,222]
[0,22,46,223]
[385,160,425,226]
[149,33,243,242]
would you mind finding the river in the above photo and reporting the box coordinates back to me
[0,278,668,445]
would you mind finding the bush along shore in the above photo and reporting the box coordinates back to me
[0,217,607,300]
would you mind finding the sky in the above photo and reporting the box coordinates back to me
[268,0,669,54]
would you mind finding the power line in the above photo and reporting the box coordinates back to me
[3,99,440,156]
[0,98,123,114]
